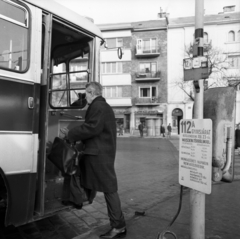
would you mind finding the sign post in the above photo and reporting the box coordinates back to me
[180,0,209,238]
[191,1,206,238]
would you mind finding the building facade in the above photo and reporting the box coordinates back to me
[98,5,240,135]
[99,19,168,136]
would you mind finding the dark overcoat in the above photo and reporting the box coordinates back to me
[68,96,118,193]
[235,129,240,149]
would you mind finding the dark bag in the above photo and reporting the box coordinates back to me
[48,137,78,175]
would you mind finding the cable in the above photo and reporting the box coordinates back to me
[156,185,184,239]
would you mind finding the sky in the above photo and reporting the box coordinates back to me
[54,0,240,24]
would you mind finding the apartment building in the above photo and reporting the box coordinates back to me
[167,5,240,132]
[99,19,168,136]
[99,23,132,133]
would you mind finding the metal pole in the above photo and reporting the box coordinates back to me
[190,0,205,238]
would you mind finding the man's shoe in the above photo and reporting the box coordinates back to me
[100,228,127,238]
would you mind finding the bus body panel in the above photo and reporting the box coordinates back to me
[22,0,103,40]
[5,172,37,226]
[0,1,42,226]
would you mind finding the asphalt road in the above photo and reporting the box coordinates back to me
[116,137,180,212]
[0,137,180,239]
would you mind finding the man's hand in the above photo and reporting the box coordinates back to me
[60,127,69,139]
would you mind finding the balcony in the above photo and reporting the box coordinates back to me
[135,71,161,81]
[135,47,160,58]
[134,97,160,106]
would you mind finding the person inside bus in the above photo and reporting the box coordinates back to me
[60,82,126,238]
[70,92,87,107]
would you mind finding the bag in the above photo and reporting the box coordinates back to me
[48,137,78,175]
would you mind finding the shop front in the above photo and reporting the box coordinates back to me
[134,110,163,136]
[113,109,131,133]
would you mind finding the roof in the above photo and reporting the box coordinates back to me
[169,11,240,28]
[98,19,167,32]
[132,19,167,31]
[98,22,132,31]
[22,0,103,40]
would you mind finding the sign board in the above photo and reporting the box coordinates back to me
[179,119,212,194]
[183,57,209,81]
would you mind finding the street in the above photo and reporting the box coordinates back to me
[116,137,180,212]
[1,136,240,239]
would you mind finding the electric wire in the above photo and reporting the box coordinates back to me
[156,185,184,239]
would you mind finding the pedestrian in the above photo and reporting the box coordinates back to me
[138,122,144,137]
[160,124,165,138]
[119,124,124,136]
[167,123,172,138]
[235,124,240,155]
[61,82,126,238]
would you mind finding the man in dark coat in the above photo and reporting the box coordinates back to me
[61,82,126,238]
[235,124,240,154]
[138,122,143,137]
[160,124,165,138]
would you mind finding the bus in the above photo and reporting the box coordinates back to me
[0,0,104,226]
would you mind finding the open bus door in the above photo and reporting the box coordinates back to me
[0,0,102,227]
[36,13,95,219]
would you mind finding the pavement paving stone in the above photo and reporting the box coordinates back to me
[80,215,98,226]
[72,209,87,218]
[82,204,98,213]
[48,214,69,228]
[89,211,108,219]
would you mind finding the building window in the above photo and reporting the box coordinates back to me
[228,31,235,42]
[139,62,157,73]
[101,62,122,74]
[137,38,158,53]
[238,30,240,42]
[237,84,240,91]
[103,86,123,98]
[105,38,123,48]
[228,56,240,68]
[0,1,29,72]
[204,32,209,44]
[139,86,157,98]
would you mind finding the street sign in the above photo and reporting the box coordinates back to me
[183,56,209,81]
[192,57,201,68]
[183,58,192,69]
[179,119,212,194]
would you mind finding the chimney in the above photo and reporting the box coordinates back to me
[158,7,167,18]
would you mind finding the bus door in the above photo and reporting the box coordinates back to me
[37,15,97,218]
[0,0,42,226]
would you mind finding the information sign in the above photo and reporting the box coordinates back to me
[183,56,209,81]
[179,119,212,194]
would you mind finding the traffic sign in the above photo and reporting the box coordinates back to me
[179,119,212,194]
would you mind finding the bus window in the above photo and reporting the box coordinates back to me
[0,0,29,72]
[49,20,93,109]
[51,63,67,107]
[69,54,89,107]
